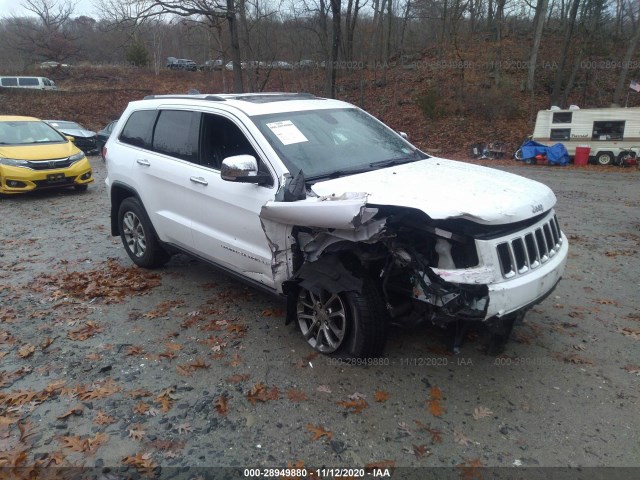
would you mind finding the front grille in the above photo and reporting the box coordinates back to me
[33,177,76,188]
[27,158,73,170]
[497,214,563,278]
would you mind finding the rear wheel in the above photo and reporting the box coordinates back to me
[296,278,387,358]
[595,151,614,165]
[74,184,88,192]
[118,197,169,268]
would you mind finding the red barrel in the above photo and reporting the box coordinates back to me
[574,146,590,166]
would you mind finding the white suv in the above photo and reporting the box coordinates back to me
[105,93,568,358]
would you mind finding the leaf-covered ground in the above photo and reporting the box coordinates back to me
[0,159,639,477]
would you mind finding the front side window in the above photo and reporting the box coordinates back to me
[200,114,260,170]
[592,121,625,140]
[152,110,200,162]
[251,108,425,180]
[120,110,157,149]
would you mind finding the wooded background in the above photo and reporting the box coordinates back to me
[2,0,640,155]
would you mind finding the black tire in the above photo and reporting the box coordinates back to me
[296,277,387,359]
[595,151,614,166]
[117,197,169,268]
[523,157,536,165]
[74,184,88,192]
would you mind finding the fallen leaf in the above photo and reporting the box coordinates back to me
[17,344,35,358]
[40,337,54,350]
[623,364,640,375]
[57,406,83,420]
[214,396,228,416]
[226,373,250,383]
[453,428,472,446]
[94,410,116,425]
[60,436,88,453]
[457,458,484,480]
[176,423,193,434]
[287,389,308,402]
[374,390,390,402]
[412,444,431,459]
[472,406,493,420]
[124,345,145,356]
[246,383,280,404]
[67,321,103,341]
[133,402,149,415]
[128,428,145,441]
[337,398,369,414]
[618,327,640,340]
[122,451,157,473]
[414,420,443,443]
[306,423,333,441]
[317,385,332,394]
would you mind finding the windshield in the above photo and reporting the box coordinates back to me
[251,108,427,180]
[0,121,67,146]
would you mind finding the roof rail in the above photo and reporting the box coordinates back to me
[142,94,226,101]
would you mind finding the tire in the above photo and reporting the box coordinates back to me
[523,157,536,165]
[514,148,522,160]
[595,151,614,166]
[296,277,387,359]
[117,197,169,268]
[74,184,88,192]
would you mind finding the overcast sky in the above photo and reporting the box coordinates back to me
[0,0,100,19]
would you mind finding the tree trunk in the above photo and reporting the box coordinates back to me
[527,0,549,91]
[550,0,580,106]
[613,23,640,105]
[226,0,244,93]
[327,0,341,98]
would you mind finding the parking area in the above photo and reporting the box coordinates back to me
[0,157,639,475]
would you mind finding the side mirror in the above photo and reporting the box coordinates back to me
[398,131,409,140]
[221,155,271,185]
[66,135,75,143]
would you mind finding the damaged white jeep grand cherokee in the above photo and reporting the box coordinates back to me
[105,93,568,358]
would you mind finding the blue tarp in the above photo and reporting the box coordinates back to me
[519,140,570,166]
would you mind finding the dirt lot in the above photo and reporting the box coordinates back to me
[1,158,639,478]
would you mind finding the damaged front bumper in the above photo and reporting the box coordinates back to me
[427,211,568,319]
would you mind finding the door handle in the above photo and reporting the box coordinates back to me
[190,176,208,186]
[136,159,150,166]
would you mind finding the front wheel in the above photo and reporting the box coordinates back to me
[74,184,88,192]
[118,197,169,268]
[296,279,387,358]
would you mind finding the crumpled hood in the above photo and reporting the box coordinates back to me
[0,142,79,161]
[59,128,95,138]
[310,157,557,225]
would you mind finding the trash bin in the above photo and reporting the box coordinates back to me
[574,146,590,166]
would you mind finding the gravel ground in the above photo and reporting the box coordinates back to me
[0,157,639,479]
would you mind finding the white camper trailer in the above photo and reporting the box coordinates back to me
[531,106,640,165]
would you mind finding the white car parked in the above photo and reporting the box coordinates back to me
[104,93,568,358]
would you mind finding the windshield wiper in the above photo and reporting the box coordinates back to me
[307,166,373,181]
[369,157,418,168]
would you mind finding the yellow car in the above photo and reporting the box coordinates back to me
[0,115,93,195]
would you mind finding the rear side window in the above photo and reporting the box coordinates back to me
[1,78,18,86]
[18,78,39,86]
[120,110,157,149]
[152,110,201,162]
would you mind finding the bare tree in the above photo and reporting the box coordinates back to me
[613,0,640,104]
[526,0,549,91]
[12,0,80,62]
